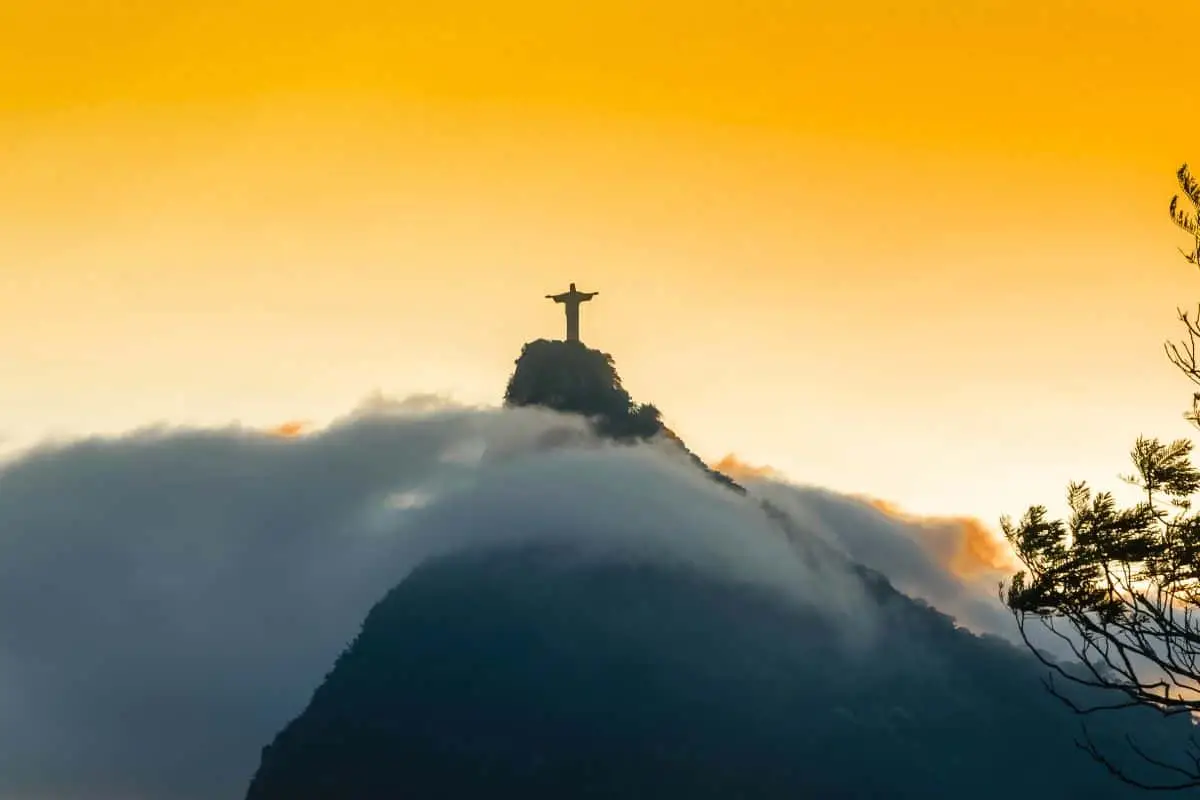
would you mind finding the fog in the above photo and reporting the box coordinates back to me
[0,398,1029,798]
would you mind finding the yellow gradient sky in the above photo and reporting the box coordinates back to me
[2,1,1199,523]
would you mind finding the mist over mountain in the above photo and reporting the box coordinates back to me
[0,339,1191,798]
[241,340,1192,798]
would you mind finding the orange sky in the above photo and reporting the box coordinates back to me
[2,1,1199,524]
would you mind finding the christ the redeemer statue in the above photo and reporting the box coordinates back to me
[545,282,598,343]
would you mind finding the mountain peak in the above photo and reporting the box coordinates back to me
[503,338,743,492]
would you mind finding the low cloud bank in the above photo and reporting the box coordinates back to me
[0,401,1027,798]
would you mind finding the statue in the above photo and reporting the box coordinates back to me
[545,282,598,342]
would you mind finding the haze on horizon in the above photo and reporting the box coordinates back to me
[3,0,1200,526]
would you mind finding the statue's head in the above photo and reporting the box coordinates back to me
[569,282,576,290]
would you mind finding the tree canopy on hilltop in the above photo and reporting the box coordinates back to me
[502,338,744,493]
[503,339,664,442]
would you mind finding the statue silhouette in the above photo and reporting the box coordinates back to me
[545,282,598,343]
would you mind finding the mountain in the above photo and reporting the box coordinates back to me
[502,338,744,493]
[243,340,1193,798]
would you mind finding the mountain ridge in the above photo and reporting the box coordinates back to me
[241,339,1194,798]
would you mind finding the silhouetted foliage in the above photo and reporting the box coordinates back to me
[503,338,743,492]
[504,339,663,441]
[1002,163,1200,790]
[246,546,1192,799]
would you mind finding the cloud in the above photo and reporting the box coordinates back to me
[0,404,1058,799]
[710,453,783,481]
[713,455,1017,625]
[735,474,1019,641]
[860,497,1017,579]
[0,401,890,800]
[267,420,310,437]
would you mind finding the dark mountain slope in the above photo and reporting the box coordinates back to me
[243,339,1194,798]
[245,545,1189,799]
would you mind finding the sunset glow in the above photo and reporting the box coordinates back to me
[3,1,1199,524]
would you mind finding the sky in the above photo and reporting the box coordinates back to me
[0,403,1029,798]
[3,0,1200,524]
